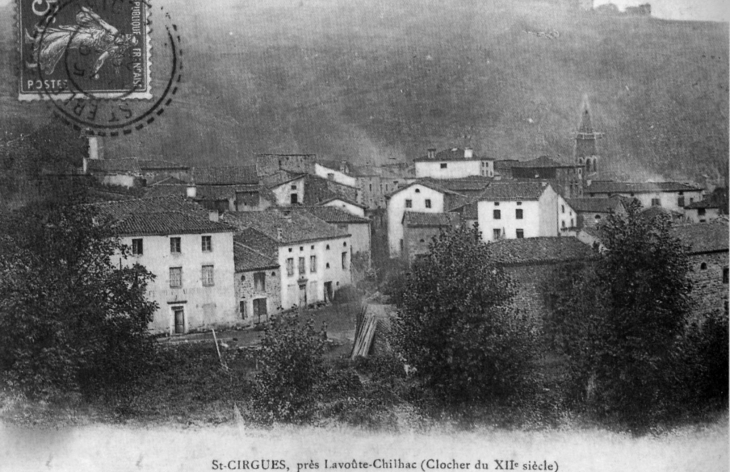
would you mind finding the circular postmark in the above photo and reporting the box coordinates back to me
[27,0,182,136]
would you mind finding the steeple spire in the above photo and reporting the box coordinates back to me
[575,96,602,160]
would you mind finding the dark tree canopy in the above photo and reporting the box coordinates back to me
[0,192,157,400]
[391,224,537,406]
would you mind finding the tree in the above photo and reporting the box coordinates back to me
[0,189,157,401]
[251,315,326,424]
[547,201,693,432]
[391,225,537,407]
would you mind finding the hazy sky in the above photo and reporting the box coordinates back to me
[1,0,728,22]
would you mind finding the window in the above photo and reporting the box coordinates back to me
[493,229,501,239]
[415,188,420,193]
[440,163,447,169]
[170,237,181,254]
[299,257,306,275]
[516,209,523,219]
[698,208,706,216]
[700,262,708,271]
[170,267,182,288]
[132,238,143,255]
[561,221,566,228]
[516,229,524,239]
[202,265,214,286]
[595,215,602,221]
[291,193,298,205]
[254,272,266,291]
[493,209,501,219]
[286,258,294,276]
[310,255,316,273]
[723,267,728,284]
[405,199,412,208]
[300,246,304,251]
[342,252,348,270]
[327,173,334,180]
[369,184,372,191]
[239,301,246,319]
[326,263,330,269]
[343,242,347,247]
[678,196,685,207]
[651,198,661,207]
[291,184,297,190]
[495,202,500,206]
[425,199,431,208]
[326,244,330,250]
[202,235,212,252]
[561,205,565,214]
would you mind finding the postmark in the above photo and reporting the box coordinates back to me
[17,0,183,136]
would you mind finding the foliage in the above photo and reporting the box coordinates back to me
[251,315,326,424]
[681,311,729,409]
[332,284,360,304]
[0,191,157,401]
[391,225,538,407]
[545,201,694,433]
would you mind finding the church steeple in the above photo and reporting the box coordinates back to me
[575,96,603,174]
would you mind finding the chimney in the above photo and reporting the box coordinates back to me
[276,227,283,241]
[88,136,103,160]
[186,184,197,198]
[340,160,347,173]
[208,211,219,222]
[464,147,473,159]
[427,148,436,160]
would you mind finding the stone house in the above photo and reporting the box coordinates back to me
[223,209,352,309]
[489,236,598,324]
[510,156,584,199]
[584,181,703,212]
[96,196,238,335]
[673,221,729,318]
[356,163,415,210]
[402,211,461,263]
[684,200,721,223]
[566,196,626,228]
[234,242,281,326]
[476,182,563,242]
[414,147,495,179]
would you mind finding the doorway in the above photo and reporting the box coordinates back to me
[173,307,185,334]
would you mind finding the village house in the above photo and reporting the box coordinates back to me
[84,157,191,188]
[356,163,415,210]
[385,180,467,258]
[402,211,462,263]
[414,147,495,179]
[673,220,729,318]
[222,209,352,309]
[476,182,570,242]
[96,196,238,335]
[510,156,584,198]
[490,236,598,324]
[315,161,359,188]
[320,196,367,217]
[234,242,281,326]
[684,200,722,223]
[566,196,627,228]
[584,181,703,212]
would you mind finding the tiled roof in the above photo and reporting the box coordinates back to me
[478,181,548,201]
[149,176,188,186]
[385,179,463,199]
[192,166,259,185]
[567,197,624,213]
[143,184,188,198]
[263,170,305,188]
[319,196,366,209]
[303,174,359,205]
[414,147,494,162]
[138,160,190,170]
[450,200,479,219]
[511,156,576,168]
[86,158,141,173]
[640,206,684,220]
[403,211,461,227]
[297,206,370,224]
[94,197,233,236]
[419,177,492,193]
[494,160,519,170]
[586,181,702,194]
[685,199,720,209]
[234,242,279,272]
[222,209,349,245]
[490,237,597,265]
[673,221,729,254]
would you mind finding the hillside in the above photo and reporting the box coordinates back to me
[1,0,727,185]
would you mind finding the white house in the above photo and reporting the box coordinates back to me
[476,182,560,242]
[414,147,495,179]
[314,162,358,188]
[223,209,352,309]
[584,181,703,212]
[684,200,721,223]
[269,174,307,206]
[97,197,238,335]
[385,180,465,258]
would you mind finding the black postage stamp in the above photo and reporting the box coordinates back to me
[18,0,152,101]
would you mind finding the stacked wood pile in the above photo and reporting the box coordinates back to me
[351,303,396,359]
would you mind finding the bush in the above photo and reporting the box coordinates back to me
[250,315,326,424]
[333,284,360,304]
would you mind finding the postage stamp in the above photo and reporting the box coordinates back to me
[18,0,152,101]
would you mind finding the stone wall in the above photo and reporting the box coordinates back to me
[235,267,282,326]
[688,251,729,319]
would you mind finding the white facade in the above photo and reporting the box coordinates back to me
[557,195,577,232]
[415,159,494,179]
[323,198,366,217]
[277,236,352,309]
[387,184,447,258]
[477,185,559,242]
[315,163,358,187]
[270,176,306,206]
[587,189,703,213]
[684,206,721,223]
[119,231,237,335]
